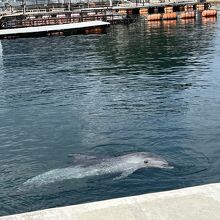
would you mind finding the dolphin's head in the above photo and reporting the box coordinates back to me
[143,157,173,169]
[127,152,173,169]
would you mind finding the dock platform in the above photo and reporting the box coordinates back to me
[0,21,110,39]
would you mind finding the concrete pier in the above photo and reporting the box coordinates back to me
[1,183,220,220]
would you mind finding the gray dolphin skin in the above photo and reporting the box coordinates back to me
[23,152,173,188]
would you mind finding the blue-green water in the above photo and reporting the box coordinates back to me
[0,17,220,216]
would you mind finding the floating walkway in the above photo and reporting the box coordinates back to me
[1,183,220,220]
[0,21,110,39]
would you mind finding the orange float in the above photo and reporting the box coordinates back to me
[162,12,177,20]
[202,10,217,17]
[147,14,162,21]
[180,11,195,19]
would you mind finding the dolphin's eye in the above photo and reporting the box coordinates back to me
[144,160,148,164]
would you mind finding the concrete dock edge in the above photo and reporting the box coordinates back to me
[1,183,220,220]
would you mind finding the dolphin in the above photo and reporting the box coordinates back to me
[23,152,173,188]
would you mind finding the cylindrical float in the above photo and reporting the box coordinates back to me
[180,11,195,19]
[202,10,217,17]
[147,14,162,21]
[162,12,177,20]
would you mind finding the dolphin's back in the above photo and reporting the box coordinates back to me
[23,157,130,188]
[23,165,109,187]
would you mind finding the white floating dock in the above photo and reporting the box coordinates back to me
[0,183,220,220]
[0,21,110,39]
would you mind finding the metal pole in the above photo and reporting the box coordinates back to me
[22,0,26,14]
[68,0,71,11]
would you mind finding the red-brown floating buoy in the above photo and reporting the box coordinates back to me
[147,14,162,21]
[162,12,177,20]
[180,11,195,19]
[202,10,217,17]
